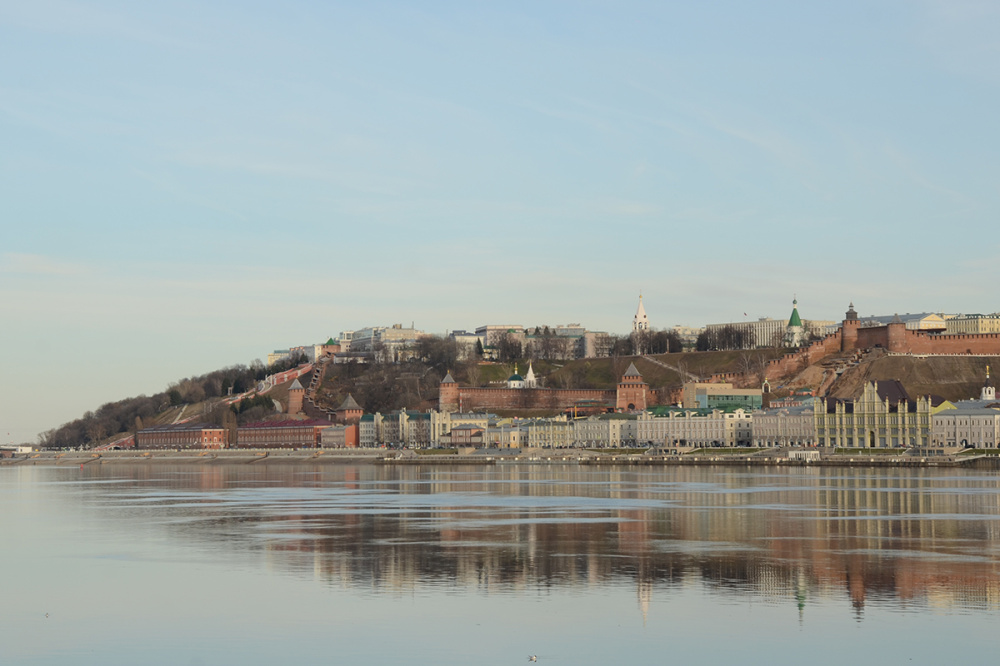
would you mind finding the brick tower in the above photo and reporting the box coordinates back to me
[439,371,459,413]
[887,314,906,352]
[616,362,649,411]
[841,302,860,352]
[287,378,304,414]
[335,393,364,424]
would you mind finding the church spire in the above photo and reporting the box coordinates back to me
[633,293,649,332]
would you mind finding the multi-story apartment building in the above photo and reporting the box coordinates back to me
[570,414,637,447]
[681,382,763,410]
[931,404,1000,448]
[705,310,834,349]
[475,325,525,347]
[485,422,527,448]
[857,312,949,331]
[752,403,816,447]
[430,412,492,445]
[636,407,753,447]
[449,330,483,359]
[523,417,573,448]
[944,314,1000,335]
[136,423,227,449]
[236,419,333,448]
[349,324,425,362]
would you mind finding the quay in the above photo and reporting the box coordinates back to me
[3,448,1000,469]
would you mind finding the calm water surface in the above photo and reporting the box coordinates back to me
[2,463,999,665]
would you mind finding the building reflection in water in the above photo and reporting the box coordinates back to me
[71,463,1000,616]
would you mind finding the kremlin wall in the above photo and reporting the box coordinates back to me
[438,362,674,413]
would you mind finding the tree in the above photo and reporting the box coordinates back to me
[416,335,459,371]
[465,362,482,388]
[496,332,522,363]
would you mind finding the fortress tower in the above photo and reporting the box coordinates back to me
[287,378,304,414]
[887,314,906,352]
[335,393,364,424]
[439,371,459,412]
[616,362,650,411]
[841,302,860,352]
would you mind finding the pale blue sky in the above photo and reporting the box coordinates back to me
[2,1,999,442]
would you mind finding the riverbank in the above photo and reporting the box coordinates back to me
[4,449,999,469]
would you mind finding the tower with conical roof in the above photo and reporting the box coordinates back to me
[335,393,364,424]
[524,361,537,389]
[982,366,995,401]
[784,296,804,347]
[287,378,305,414]
[439,371,459,412]
[616,362,650,411]
[633,293,649,333]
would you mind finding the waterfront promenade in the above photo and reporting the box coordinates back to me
[4,448,999,469]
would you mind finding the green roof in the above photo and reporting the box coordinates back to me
[788,304,802,328]
[325,337,336,345]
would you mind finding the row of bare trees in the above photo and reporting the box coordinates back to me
[38,353,309,448]
[696,325,757,351]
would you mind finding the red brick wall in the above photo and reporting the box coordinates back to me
[901,331,1000,355]
[844,325,1000,355]
[448,386,665,412]
[761,331,843,381]
[455,387,614,411]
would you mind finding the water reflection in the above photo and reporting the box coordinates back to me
[15,464,1000,615]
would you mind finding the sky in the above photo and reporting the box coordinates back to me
[2,0,999,443]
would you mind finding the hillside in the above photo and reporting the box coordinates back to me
[826,355,996,402]
[41,338,1000,451]
[310,349,784,414]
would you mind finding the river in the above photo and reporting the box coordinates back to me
[1,463,998,665]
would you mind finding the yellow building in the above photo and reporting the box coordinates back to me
[945,314,1000,334]
[815,380,931,448]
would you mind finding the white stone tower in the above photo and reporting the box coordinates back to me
[633,293,649,333]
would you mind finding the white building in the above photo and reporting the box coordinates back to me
[570,414,638,448]
[932,402,1000,449]
[636,408,753,447]
[752,403,817,447]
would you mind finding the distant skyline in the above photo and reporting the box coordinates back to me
[3,1,1000,443]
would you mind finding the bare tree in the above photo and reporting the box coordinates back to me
[465,362,482,387]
